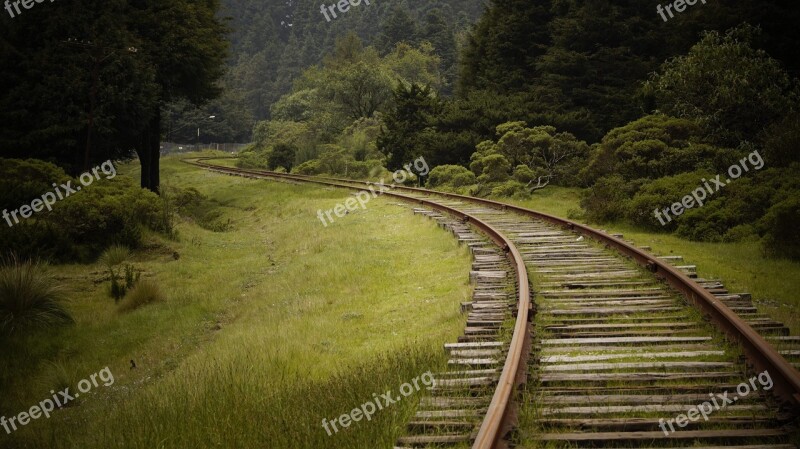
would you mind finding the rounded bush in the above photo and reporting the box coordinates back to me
[427,165,476,188]
[760,196,800,259]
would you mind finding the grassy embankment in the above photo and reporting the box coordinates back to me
[0,151,472,449]
[503,187,800,334]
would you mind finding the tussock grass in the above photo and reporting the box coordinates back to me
[35,361,79,397]
[117,280,165,313]
[0,258,72,335]
[99,244,131,267]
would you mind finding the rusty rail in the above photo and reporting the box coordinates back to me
[185,157,800,448]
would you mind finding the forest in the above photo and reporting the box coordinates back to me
[233,0,800,260]
[1,0,799,261]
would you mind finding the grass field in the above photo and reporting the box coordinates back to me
[506,187,800,334]
[0,152,472,449]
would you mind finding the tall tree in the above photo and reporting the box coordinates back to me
[0,0,227,194]
[375,4,418,55]
[128,0,229,192]
[378,83,442,169]
[0,0,156,172]
[459,0,553,94]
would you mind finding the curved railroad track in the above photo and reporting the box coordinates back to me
[184,157,800,449]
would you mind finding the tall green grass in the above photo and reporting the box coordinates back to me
[0,258,72,335]
[26,347,444,449]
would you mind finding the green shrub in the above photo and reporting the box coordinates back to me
[427,165,476,189]
[490,180,530,199]
[293,160,321,175]
[54,180,161,253]
[235,151,269,169]
[0,259,72,335]
[267,143,298,171]
[580,115,732,185]
[675,201,733,242]
[343,160,385,180]
[472,153,511,184]
[165,186,233,233]
[760,196,800,260]
[624,171,714,228]
[0,160,168,263]
[118,280,165,313]
[581,175,634,223]
[512,165,536,184]
[173,187,205,209]
[761,114,800,165]
[723,224,759,243]
[0,158,70,212]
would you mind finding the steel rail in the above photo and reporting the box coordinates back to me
[186,157,800,448]
[184,158,530,448]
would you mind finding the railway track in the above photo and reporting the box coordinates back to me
[184,158,800,449]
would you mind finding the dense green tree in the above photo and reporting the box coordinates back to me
[468,122,589,191]
[268,143,297,171]
[207,0,484,128]
[0,0,228,193]
[383,43,444,92]
[338,117,384,162]
[459,0,553,94]
[459,0,800,142]
[0,0,156,172]
[581,115,736,185]
[378,84,442,170]
[375,4,418,55]
[427,165,477,190]
[645,25,799,148]
[128,0,229,192]
[761,196,800,260]
[418,8,458,93]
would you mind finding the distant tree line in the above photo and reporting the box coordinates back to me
[247,0,800,259]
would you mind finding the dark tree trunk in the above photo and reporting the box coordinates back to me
[148,108,161,194]
[137,132,151,191]
[137,107,161,194]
